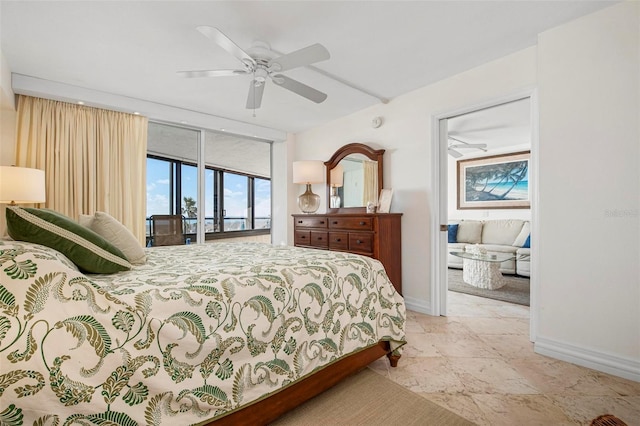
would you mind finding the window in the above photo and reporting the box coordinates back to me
[146,157,174,215]
[223,172,248,231]
[254,177,271,229]
[146,122,271,244]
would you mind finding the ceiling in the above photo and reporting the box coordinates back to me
[448,97,531,156]
[0,1,616,135]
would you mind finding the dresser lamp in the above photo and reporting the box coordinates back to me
[0,166,46,206]
[329,163,343,209]
[292,160,324,214]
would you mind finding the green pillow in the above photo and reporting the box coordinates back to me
[6,206,131,273]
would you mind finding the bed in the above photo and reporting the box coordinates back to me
[0,239,406,425]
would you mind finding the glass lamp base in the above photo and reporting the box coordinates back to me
[298,184,320,213]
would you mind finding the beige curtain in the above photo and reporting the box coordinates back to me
[362,160,379,205]
[14,95,148,243]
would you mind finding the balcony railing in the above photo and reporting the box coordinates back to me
[145,216,270,238]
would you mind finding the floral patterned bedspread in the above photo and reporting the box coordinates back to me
[0,240,405,425]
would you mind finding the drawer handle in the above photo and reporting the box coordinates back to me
[335,238,341,242]
[359,221,366,225]
[356,239,362,244]
[297,220,303,224]
[317,237,323,240]
[300,236,306,239]
[332,221,338,225]
[319,221,325,224]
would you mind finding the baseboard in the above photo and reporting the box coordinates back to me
[535,337,640,382]
[403,296,433,316]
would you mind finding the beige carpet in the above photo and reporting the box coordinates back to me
[270,368,475,426]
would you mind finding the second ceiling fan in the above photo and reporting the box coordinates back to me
[178,26,330,109]
[447,136,488,158]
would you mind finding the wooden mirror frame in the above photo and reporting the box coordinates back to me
[325,143,385,213]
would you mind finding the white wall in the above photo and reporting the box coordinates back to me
[535,1,639,378]
[292,46,537,311]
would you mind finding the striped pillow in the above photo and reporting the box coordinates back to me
[6,207,131,273]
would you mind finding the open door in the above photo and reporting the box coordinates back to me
[432,91,537,338]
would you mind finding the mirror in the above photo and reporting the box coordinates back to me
[325,143,384,213]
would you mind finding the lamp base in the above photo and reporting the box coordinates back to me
[298,184,320,214]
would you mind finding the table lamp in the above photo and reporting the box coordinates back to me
[329,164,343,208]
[0,166,46,205]
[292,160,324,213]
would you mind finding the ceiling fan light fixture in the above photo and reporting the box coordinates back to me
[181,26,329,109]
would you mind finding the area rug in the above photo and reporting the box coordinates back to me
[271,368,474,426]
[448,268,530,306]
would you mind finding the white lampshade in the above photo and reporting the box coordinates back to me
[330,164,344,188]
[292,160,324,184]
[0,166,46,205]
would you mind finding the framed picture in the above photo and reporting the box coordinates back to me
[378,188,394,213]
[457,151,530,209]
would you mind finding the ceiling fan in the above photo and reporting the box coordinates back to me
[447,136,488,158]
[177,26,330,109]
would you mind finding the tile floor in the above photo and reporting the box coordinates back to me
[369,291,640,426]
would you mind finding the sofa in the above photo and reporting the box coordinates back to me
[448,219,531,277]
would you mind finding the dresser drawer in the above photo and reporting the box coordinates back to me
[294,216,328,228]
[328,232,349,251]
[328,216,373,231]
[294,230,311,246]
[349,232,374,254]
[310,231,329,248]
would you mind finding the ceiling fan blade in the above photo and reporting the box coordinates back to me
[272,74,327,104]
[268,43,330,72]
[246,81,265,109]
[177,69,249,78]
[448,148,463,158]
[449,143,488,149]
[196,26,256,69]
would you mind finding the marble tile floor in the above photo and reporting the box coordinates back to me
[369,291,640,426]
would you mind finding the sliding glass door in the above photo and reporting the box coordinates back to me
[146,122,272,245]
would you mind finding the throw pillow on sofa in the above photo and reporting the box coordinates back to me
[448,224,459,243]
[455,220,483,244]
[513,221,531,247]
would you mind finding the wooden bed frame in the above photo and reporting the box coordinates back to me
[207,341,400,425]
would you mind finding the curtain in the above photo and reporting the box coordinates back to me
[362,160,378,206]
[14,95,148,243]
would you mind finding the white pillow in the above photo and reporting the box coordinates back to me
[513,221,531,247]
[80,211,147,265]
[456,220,483,244]
[78,214,94,228]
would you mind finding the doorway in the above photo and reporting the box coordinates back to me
[431,90,538,339]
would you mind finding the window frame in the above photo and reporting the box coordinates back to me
[145,154,271,242]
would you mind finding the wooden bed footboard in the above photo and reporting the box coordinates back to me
[207,341,399,425]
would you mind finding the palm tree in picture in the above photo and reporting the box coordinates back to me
[466,161,528,201]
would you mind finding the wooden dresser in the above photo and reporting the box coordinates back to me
[292,213,402,294]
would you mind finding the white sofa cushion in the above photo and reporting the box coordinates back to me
[456,220,483,244]
[482,219,525,245]
[516,247,531,277]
